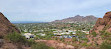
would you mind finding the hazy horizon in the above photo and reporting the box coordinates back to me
[0,0,111,22]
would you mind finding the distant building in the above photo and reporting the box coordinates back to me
[36,33,46,36]
[23,33,35,39]
[82,31,89,34]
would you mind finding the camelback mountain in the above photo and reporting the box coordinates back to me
[88,11,111,46]
[0,12,20,38]
[52,15,97,23]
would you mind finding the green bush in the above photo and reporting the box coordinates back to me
[99,30,105,35]
[26,39,36,47]
[31,42,54,49]
[5,32,54,49]
[80,42,87,46]
[100,31,111,40]
[4,32,36,47]
[5,32,27,44]
[106,37,111,41]
[100,41,111,49]
[81,38,88,42]
[91,32,97,37]
[72,37,77,42]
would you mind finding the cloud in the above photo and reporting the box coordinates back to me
[0,0,111,22]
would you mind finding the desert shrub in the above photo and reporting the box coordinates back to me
[92,38,94,41]
[80,42,87,46]
[4,32,54,49]
[99,30,105,35]
[31,42,54,49]
[100,41,111,49]
[59,38,64,42]
[100,30,111,36]
[100,31,111,40]
[91,32,97,37]
[4,32,36,46]
[4,32,27,44]
[72,37,77,42]
[103,32,111,37]
[76,31,86,38]
[103,25,110,30]
[81,38,88,42]
[25,39,36,47]
[55,37,58,40]
[106,37,111,41]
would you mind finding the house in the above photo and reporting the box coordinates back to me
[82,31,89,34]
[36,33,46,36]
[23,33,35,39]
[85,31,89,34]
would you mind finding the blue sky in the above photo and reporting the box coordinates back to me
[0,0,111,22]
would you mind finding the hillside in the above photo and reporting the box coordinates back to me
[92,11,111,33]
[52,15,98,23]
[0,12,29,49]
[0,12,20,38]
[87,11,111,49]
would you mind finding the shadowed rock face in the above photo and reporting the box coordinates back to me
[0,12,20,38]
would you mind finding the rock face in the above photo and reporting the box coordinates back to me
[0,12,20,38]
[87,11,111,45]
[92,11,111,33]
[52,15,97,23]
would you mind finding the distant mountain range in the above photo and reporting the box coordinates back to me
[52,15,98,23]
[11,15,97,23]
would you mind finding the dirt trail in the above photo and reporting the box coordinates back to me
[35,40,75,49]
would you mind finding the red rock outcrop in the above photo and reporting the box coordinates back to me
[0,12,31,49]
[87,11,111,46]
[92,11,111,33]
[0,12,20,38]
